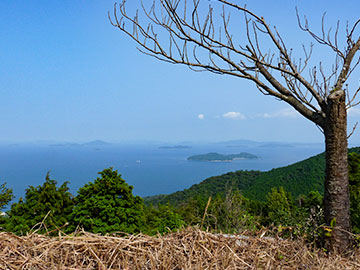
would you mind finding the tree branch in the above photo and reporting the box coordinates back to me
[110,0,360,130]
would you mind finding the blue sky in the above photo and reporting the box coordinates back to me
[1,0,360,144]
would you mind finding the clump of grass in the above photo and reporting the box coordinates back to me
[0,227,359,269]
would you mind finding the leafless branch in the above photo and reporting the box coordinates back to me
[110,0,360,129]
[347,86,360,109]
[296,8,344,59]
[348,122,358,139]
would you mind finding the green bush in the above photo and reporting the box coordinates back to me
[0,182,13,230]
[0,182,13,211]
[68,168,145,234]
[205,190,259,233]
[144,203,184,235]
[5,173,74,235]
[265,187,295,226]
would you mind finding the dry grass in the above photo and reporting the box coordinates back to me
[0,227,359,269]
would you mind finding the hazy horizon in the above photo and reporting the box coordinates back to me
[0,138,327,145]
[1,0,359,145]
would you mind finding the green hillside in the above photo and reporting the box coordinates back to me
[145,147,360,205]
[144,170,261,205]
[243,153,325,201]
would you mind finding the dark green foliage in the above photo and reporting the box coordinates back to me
[176,195,208,226]
[247,147,360,201]
[5,173,74,235]
[349,152,360,233]
[265,187,295,226]
[143,203,184,235]
[0,182,13,210]
[204,190,259,233]
[263,189,325,243]
[69,168,145,234]
[175,189,259,234]
[299,191,323,210]
[144,170,261,206]
[0,182,13,230]
[244,154,326,201]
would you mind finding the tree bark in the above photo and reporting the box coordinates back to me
[323,90,351,253]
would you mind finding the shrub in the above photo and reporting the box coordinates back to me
[5,173,74,235]
[69,168,145,234]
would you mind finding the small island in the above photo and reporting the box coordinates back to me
[187,152,258,162]
[159,145,192,149]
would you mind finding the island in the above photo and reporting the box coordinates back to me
[187,152,258,162]
[159,145,192,149]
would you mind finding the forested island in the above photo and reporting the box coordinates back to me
[187,152,258,162]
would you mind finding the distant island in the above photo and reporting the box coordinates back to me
[159,145,192,149]
[82,140,112,146]
[50,140,112,148]
[187,152,258,162]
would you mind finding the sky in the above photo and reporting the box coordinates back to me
[1,0,360,144]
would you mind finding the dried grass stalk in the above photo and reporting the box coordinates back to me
[0,227,359,269]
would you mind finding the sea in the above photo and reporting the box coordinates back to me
[0,141,325,208]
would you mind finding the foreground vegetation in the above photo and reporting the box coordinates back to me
[0,150,359,250]
[1,227,360,269]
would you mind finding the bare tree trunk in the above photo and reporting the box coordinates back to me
[324,90,351,253]
[113,0,360,252]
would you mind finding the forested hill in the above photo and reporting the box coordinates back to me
[243,152,325,201]
[144,170,261,206]
[144,147,360,205]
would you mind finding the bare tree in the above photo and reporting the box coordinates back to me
[110,0,360,252]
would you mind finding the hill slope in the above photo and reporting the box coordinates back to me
[144,170,261,205]
[145,147,360,205]
[243,152,325,201]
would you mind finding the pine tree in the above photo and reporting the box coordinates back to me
[69,168,145,234]
[6,172,74,235]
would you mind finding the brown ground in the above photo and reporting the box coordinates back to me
[0,227,359,269]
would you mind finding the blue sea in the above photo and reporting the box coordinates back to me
[0,141,324,207]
